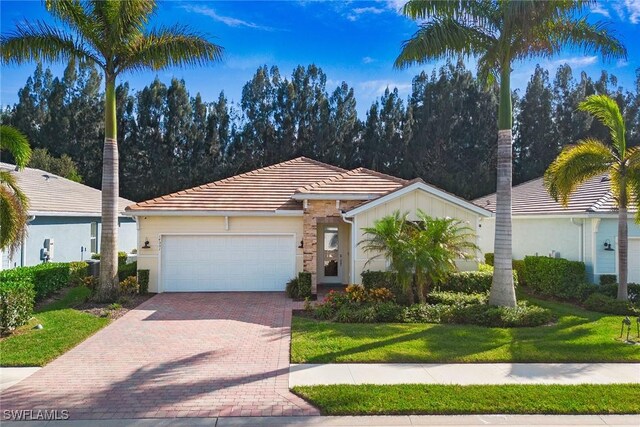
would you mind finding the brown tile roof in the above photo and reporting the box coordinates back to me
[127,157,346,212]
[0,162,134,216]
[473,174,632,215]
[294,167,407,197]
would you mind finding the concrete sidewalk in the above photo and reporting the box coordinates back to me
[5,415,640,426]
[289,363,640,386]
[0,367,40,392]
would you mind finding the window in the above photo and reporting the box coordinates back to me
[90,222,98,253]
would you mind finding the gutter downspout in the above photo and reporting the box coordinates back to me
[21,215,36,267]
[341,212,356,284]
[570,218,584,262]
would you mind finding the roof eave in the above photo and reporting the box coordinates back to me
[291,193,380,201]
[125,209,304,217]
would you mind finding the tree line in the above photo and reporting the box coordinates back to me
[2,60,639,202]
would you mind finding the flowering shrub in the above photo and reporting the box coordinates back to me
[119,276,139,295]
[345,284,394,304]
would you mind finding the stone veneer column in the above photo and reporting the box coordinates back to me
[302,199,362,295]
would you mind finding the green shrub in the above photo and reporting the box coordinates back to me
[361,270,407,303]
[594,283,640,304]
[0,263,71,301]
[484,253,494,266]
[91,251,128,266]
[68,261,89,286]
[583,293,638,315]
[138,270,150,294]
[512,260,526,285]
[118,261,137,282]
[119,276,139,294]
[599,274,617,286]
[439,270,518,294]
[401,303,455,323]
[0,277,35,335]
[286,272,312,300]
[523,256,586,300]
[427,291,487,306]
[478,263,493,272]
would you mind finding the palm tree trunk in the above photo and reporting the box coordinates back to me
[489,64,517,307]
[95,75,119,302]
[617,204,628,301]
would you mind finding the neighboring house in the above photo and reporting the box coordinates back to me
[475,174,640,284]
[0,162,137,270]
[126,157,491,294]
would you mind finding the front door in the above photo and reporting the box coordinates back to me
[319,225,342,284]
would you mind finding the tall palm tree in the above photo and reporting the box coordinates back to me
[395,0,626,306]
[1,0,223,301]
[545,95,640,301]
[0,125,32,255]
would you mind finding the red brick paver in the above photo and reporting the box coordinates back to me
[1,293,318,419]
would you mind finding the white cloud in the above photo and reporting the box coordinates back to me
[616,58,629,68]
[590,4,611,18]
[551,56,598,67]
[353,7,385,15]
[181,5,278,31]
[612,0,640,23]
[362,56,375,64]
[383,0,407,15]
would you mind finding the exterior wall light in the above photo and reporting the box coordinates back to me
[298,240,304,249]
[604,239,614,251]
[142,238,151,249]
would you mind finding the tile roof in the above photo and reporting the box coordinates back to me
[473,174,633,215]
[293,167,407,197]
[127,157,347,212]
[0,162,134,216]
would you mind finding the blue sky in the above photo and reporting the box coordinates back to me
[1,0,639,117]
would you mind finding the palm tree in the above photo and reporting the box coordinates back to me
[394,0,626,306]
[0,125,32,255]
[360,210,478,304]
[545,95,640,301]
[1,0,223,301]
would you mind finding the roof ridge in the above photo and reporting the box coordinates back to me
[354,167,408,184]
[294,166,408,194]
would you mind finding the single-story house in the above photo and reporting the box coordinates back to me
[474,174,640,284]
[126,157,491,294]
[0,162,137,270]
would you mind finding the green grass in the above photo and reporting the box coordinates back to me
[293,384,640,415]
[292,296,640,363]
[0,287,110,367]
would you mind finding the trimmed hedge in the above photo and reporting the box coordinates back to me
[438,270,519,294]
[91,251,129,265]
[523,256,586,300]
[593,283,640,305]
[484,253,495,266]
[118,261,137,282]
[0,263,71,301]
[583,293,638,316]
[482,253,525,284]
[0,277,35,335]
[286,272,313,300]
[138,270,150,294]
[68,261,89,286]
[599,275,617,286]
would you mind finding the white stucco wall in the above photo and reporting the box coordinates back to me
[352,188,482,283]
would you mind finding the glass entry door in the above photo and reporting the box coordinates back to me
[320,225,342,284]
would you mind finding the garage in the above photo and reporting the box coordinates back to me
[160,234,296,292]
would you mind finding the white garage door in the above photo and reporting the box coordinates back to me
[161,234,295,292]
[629,239,640,284]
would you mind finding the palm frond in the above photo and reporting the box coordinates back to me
[43,0,102,46]
[626,148,640,223]
[402,0,500,27]
[541,17,627,62]
[578,94,626,156]
[0,170,29,255]
[0,19,103,67]
[544,138,615,206]
[395,18,494,69]
[117,25,223,73]
[0,125,32,168]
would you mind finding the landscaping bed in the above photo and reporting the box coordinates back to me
[291,295,640,363]
[293,384,640,415]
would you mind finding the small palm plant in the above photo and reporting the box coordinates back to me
[0,125,32,254]
[360,210,478,303]
[545,94,640,301]
[1,0,223,301]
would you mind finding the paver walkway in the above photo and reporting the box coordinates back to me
[1,293,318,419]
[289,363,640,386]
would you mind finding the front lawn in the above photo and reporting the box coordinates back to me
[291,296,640,363]
[293,384,640,415]
[0,287,110,367]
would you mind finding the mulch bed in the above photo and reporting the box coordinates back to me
[76,293,153,320]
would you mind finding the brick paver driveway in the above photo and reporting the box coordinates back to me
[1,293,318,419]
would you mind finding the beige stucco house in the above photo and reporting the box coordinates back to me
[126,157,491,294]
